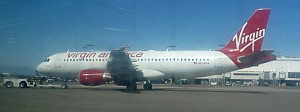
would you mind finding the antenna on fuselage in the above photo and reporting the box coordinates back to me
[83,44,95,51]
[166,45,176,51]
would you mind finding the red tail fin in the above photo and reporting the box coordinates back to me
[219,8,272,68]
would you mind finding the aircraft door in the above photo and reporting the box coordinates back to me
[54,58,62,69]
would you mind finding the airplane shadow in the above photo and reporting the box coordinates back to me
[38,86,266,94]
[75,87,142,94]
[82,87,266,94]
[149,88,266,94]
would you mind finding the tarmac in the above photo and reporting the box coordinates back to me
[1,84,300,112]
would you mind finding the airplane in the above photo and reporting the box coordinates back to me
[36,8,275,90]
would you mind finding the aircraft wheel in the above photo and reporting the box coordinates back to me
[19,81,27,88]
[143,82,153,90]
[61,83,68,89]
[34,83,37,87]
[126,83,137,91]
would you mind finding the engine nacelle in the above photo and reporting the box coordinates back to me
[79,69,112,86]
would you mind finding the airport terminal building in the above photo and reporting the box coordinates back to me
[196,57,300,86]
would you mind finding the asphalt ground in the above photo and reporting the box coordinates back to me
[1,84,300,112]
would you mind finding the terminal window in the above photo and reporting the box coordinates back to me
[288,72,300,78]
[233,73,259,76]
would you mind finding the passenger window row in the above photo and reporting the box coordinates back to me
[64,59,107,62]
[136,58,209,62]
[63,58,210,62]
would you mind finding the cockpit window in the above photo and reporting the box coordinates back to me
[43,58,50,62]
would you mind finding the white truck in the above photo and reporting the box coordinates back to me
[3,78,36,88]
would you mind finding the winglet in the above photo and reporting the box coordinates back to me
[123,44,131,55]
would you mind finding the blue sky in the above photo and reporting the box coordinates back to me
[0,0,299,75]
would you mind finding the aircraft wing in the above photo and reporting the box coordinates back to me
[106,46,143,85]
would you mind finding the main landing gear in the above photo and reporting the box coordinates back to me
[143,80,153,90]
[126,82,137,91]
[61,78,69,89]
[61,82,68,89]
[125,80,153,91]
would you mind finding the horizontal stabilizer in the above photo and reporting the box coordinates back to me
[238,50,276,68]
[255,53,276,65]
[238,50,274,63]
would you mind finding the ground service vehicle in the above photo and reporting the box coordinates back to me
[3,78,35,88]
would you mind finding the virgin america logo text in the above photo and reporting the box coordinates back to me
[230,22,266,52]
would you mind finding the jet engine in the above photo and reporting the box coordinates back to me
[79,69,112,86]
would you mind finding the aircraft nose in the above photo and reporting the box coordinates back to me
[36,63,43,74]
[36,70,40,76]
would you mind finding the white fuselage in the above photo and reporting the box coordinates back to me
[36,51,238,79]
[36,9,272,81]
